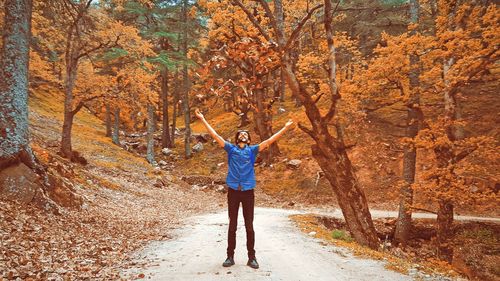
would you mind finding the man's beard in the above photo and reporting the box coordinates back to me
[238,136,249,144]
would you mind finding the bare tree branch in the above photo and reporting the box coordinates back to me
[231,0,272,41]
[284,4,323,51]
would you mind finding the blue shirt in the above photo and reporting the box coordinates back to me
[224,141,259,191]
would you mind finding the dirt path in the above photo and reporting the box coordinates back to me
[122,208,413,281]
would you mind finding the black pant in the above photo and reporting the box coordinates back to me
[227,187,255,259]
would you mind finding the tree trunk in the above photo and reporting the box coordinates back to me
[437,199,454,241]
[394,0,421,245]
[182,0,191,159]
[312,141,380,249]
[252,88,279,164]
[105,103,112,137]
[433,57,461,243]
[0,0,34,170]
[60,61,77,158]
[436,198,454,261]
[236,99,251,127]
[279,66,286,102]
[112,107,120,145]
[0,0,65,210]
[146,103,156,164]
[171,71,178,147]
[161,68,172,148]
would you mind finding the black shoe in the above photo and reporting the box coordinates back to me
[247,257,259,269]
[222,256,235,267]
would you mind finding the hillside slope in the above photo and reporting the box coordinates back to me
[0,85,225,280]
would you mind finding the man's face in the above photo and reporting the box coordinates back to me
[237,131,249,144]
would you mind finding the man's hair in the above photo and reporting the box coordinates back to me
[234,130,251,145]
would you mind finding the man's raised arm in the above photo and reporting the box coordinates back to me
[259,119,294,152]
[194,109,226,148]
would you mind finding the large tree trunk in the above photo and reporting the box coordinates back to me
[112,107,120,145]
[312,141,380,249]
[146,103,156,164]
[394,0,421,245]
[0,0,34,170]
[0,0,68,210]
[105,103,112,137]
[161,68,172,148]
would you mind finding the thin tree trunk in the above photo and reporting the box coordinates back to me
[253,88,279,164]
[161,68,172,148]
[112,107,120,145]
[60,62,77,158]
[146,103,156,164]
[105,103,112,137]
[395,0,421,245]
[279,66,286,102]
[182,0,191,159]
[0,0,35,170]
[171,70,178,147]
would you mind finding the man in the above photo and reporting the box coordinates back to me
[194,108,293,269]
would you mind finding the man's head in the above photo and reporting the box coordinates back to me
[235,130,251,145]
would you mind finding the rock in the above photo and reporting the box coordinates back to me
[153,178,165,188]
[0,163,39,203]
[47,173,83,209]
[137,144,147,153]
[408,268,418,276]
[278,107,286,114]
[286,159,302,169]
[192,133,210,143]
[153,167,162,175]
[217,162,225,168]
[47,140,59,147]
[161,148,173,156]
[308,231,317,236]
[162,174,174,183]
[192,142,204,152]
[215,185,226,193]
[158,160,168,166]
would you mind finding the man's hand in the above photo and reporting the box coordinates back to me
[195,108,204,120]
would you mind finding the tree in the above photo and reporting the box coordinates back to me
[394,0,421,245]
[420,0,499,249]
[55,0,148,160]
